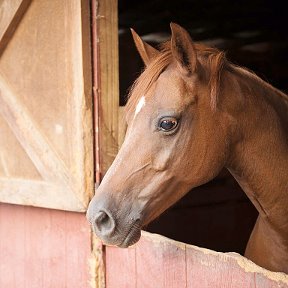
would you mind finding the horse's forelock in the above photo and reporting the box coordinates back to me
[125,41,225,115]
[125,47,172,116]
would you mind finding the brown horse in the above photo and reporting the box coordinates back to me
[87,23,288,273]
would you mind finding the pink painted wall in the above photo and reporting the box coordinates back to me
[106,232,288,288]
[0,203,91,288]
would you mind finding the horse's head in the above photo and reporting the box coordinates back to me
[87,23,233,247]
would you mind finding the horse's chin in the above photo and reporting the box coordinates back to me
[118,224,142,248]
[97,221,142,248]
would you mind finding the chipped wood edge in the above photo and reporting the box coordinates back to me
[68,0,94,208]
[97,0,120,176]
[141,230,288,284]
[89,234,106,288]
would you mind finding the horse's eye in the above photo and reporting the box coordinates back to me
[159,117,178,132]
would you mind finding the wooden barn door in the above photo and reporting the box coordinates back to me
[0,1,100,287]
[0,0,93,211]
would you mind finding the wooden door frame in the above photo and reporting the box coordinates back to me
[90,0,125,286]
[92,0,126,184]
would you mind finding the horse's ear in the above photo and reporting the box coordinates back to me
[130,28,160,66]
[170,23,197,75]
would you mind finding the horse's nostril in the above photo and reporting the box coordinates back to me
[96,211,109,228]
[94,210,115,236]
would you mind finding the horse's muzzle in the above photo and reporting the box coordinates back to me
[86,197,142,247]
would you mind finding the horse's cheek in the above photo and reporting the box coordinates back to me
[151,148,171,172]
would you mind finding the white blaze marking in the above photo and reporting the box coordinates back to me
[134,96,146,118]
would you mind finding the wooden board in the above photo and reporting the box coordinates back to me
[95,0,123,177]
[105,231,288,288]
[0,203,91,287]
[0,0,93,211]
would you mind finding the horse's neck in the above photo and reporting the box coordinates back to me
[225,66,288,232]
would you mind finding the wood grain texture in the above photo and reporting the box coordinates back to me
[0,179,84,211]
[135,233,186,288]
[0,203,91,288]
[96,0,121,176]
[185,246,255,288]
[0,0,31,54]
[0,75,75,186]
[105,231,288,288]
[106,245,136,288]
[89,235,106,288]
[0,0,93,211]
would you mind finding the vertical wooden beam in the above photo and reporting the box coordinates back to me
[89,234,106,288]
[95,0,119,177]
[91,0,101,185]
[90,0,120,287]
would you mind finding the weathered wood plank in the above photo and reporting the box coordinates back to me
[96,0,120,176]
[255,273,287,288]
[0,203,91,288]
[186,248,255,288]
[0,0,93,211]
[0,179,84,211]
[90,235,106,288]
[0,74,76,186]
[106,245,136,287]
[136,233,187,288]
[105,231,288,288]
[0,0,31,54]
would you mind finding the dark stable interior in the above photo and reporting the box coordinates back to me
[118,0,288,254]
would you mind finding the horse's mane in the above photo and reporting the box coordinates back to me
[228,65,288,104]
[126,41,226,114]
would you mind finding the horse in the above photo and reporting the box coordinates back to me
[87,23,288,273]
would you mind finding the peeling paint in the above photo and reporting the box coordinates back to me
[141,231,288,284]
[89,234,105,288]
